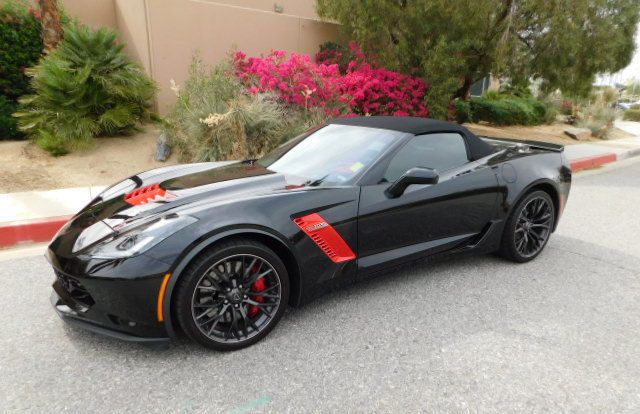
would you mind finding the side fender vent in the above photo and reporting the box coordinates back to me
[293,213,356,263]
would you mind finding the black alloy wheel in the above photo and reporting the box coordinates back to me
[500,190,555,263]
[175,239,289,351]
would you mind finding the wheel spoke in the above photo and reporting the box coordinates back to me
[533,213,551,224]
[250,293,280,299]
[249,282,280,295]
[243,257,258,278]
[239,305,260,332]
[246,269,272,286]
[200,303,229,327]
[531,223,550,229]
[194,299,223,309]
[206,305,230,335]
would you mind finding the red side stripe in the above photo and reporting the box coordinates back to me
[293,213,356,263]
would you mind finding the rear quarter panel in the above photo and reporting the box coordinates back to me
[488,149,572,227]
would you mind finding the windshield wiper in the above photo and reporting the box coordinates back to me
[304,174,329,187]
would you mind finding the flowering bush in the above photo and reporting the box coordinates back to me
[235,50,341,113]
[234,47,429,118]
[0,0,42,138]
[315,41,357,73]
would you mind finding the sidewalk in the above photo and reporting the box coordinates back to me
[564,121,640,172]
[2,123,640,248]
[0,186,105,247]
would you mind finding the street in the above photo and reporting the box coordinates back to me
[1,158,640,413]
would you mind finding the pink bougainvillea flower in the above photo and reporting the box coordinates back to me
[233,46,429,118]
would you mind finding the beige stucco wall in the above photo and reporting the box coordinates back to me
[210,0,318,20]
[61,0,118,30]
[146,0,339,114]
[58,0,338,114]
[113,0,151,74]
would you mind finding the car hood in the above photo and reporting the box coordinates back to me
[50,161,319,254]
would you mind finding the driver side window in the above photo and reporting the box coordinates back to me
[383,133,469,182]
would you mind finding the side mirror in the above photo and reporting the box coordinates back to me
[385,167,439,198]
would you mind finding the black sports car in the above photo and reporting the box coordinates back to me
[48,116,572,350]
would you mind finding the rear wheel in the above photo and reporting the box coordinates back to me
[499,190,555,263]
[174,239,289,351]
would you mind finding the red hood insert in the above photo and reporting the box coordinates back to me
[124,184,171,206]
[293,213,356,263]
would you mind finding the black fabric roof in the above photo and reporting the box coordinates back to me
[329,116,495,160]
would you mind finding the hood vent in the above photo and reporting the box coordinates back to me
[124,184,173,206]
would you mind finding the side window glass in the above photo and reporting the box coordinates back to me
[383,133,469,182]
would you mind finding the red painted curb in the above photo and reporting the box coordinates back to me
[570,153,617,172]
[0,215,72,248]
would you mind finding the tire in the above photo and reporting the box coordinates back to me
[174,238,289,351]
[499,190,555,263]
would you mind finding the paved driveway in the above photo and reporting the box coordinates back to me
[2,158,640,413]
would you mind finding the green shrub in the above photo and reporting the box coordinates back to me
[0,95,20,138]
[623,108,640,122]
[164,56,326,163]
[469,93,554,126]
[15,23,155,155]
[0,0,42,139]
[0,0,42,100]
[600,86,619,104]
[453,99,472,123]
[499,79,534,98]
[576,105,616,139]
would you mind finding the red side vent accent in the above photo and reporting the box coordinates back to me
[293,213,356,263]
[124,184,168,206]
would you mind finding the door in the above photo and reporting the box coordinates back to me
[357,132,499,272]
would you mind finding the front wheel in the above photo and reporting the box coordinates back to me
[499,190,555,263]
[174,239,289,351]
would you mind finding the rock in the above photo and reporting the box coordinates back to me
[564,127,591,141]
[155,132,171,161]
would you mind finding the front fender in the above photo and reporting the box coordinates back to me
[160,226,296,339]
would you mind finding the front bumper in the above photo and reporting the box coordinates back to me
[48,247,173,343]
[51,290,169,343]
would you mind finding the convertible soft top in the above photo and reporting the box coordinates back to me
[329,116,495,160]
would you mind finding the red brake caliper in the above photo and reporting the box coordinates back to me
[248,267,266,317]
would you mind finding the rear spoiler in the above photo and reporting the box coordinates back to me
[479,136,564,153]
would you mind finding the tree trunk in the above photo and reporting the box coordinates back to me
[39,0,63,53]
[455,76,474,100]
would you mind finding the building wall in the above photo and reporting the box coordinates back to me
[58,0,338,114]
[60,0,118,29]
[113,0,151,74]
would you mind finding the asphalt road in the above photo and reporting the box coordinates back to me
[2,158,640,414]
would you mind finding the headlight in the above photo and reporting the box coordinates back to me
[86,214,198,258]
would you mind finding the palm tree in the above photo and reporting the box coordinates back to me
[39,0,62,52]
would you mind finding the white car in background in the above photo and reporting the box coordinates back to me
[617,100,640,110]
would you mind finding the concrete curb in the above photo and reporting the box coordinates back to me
[0,215,72,248]
[570,153,618,172]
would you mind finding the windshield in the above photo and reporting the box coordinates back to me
[258,124,405,186]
